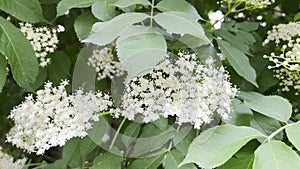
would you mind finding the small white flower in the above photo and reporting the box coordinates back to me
[208,10,224,29]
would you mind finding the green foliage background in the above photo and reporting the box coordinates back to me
[0,0,299,168]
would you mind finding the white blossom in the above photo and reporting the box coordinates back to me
[87,47,124,80]
[6,81,113,155]
[0,146,26,169]
[264,22,300,46]
[208,10,224,29]
[263,21,300,94]
[220,0,274,9]
[246,0,275,8]
[20,23,59,67]
[119,52,237,129]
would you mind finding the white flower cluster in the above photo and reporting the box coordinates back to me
[264,22,300,46]
[274,68,300,95]
[20,23,59,67]
[87,47,124,80]
[263,22,300,94]
[246,0,275,8]
[119,53,237,129]
[220,0,274,9]
[0,146,26,169]
[6,81,113,155]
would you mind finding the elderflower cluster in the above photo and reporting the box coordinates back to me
[264,22,300,46]
[0,146,26,169]
[20,23,59,67]
[119,53,237,129]
[263,22,300,94]
[6,81,113,155]
[274,68,300,95]
[87,47,124,80]
[219,0,274,9]
[246,0,275,8]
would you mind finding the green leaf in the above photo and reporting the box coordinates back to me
[218,155,253,169]
[128,154,164,169]
[176,34,210,49]
[164,152,179,169]
[122,122,141,148]
[72,45,98,91]
[294,12,300,21]
[29,68,47,91]
[39,0,61,4]
[224,98,253,126]
[171,148,197,169]
[154,11,209,42]
[43,160,66,169]
[83,13,149,46]
[74,12,98,41]
[62,138,80,165]
[195,44,221,66]
[245,96,292,122]
[152,118,169,131]
[250,113,283,142]
[62,137,97,167]
[0,16,38,89]
[234,22,259,32]
[155,0,201,19]
[286,121,300,151]
[0,0,48,23]
[91,152,123,169]
[237,91,264,101]
[131,127,176,157]
[253,140,300,169]
[180,124,265,168]
[91,0,116,21]
[111,0,151,8]
[116,25,167,78]
[0,54,7,92]
[214,21,257,55]
[47,51,71,85]
[217,39,258,87]
[87,118,111,145]
[79,137,97,157]
[56,0,96,17]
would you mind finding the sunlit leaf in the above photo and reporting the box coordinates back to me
[57,0,96,17]
[154,11,209,42]
[253,140,300,169]
[180,124,265,168]
[245,96,292,122]
[91,0,116,21]
[83,13,149,46]
[116,25,167,78]
[286,121,300,151]
[156,0,201,19]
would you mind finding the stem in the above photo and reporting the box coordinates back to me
[109,118,126,150]
[24,163,45,167]
[212,1,246,27]
[99,111,112,116]
[150,0,155,27]
[265,123,292,142]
